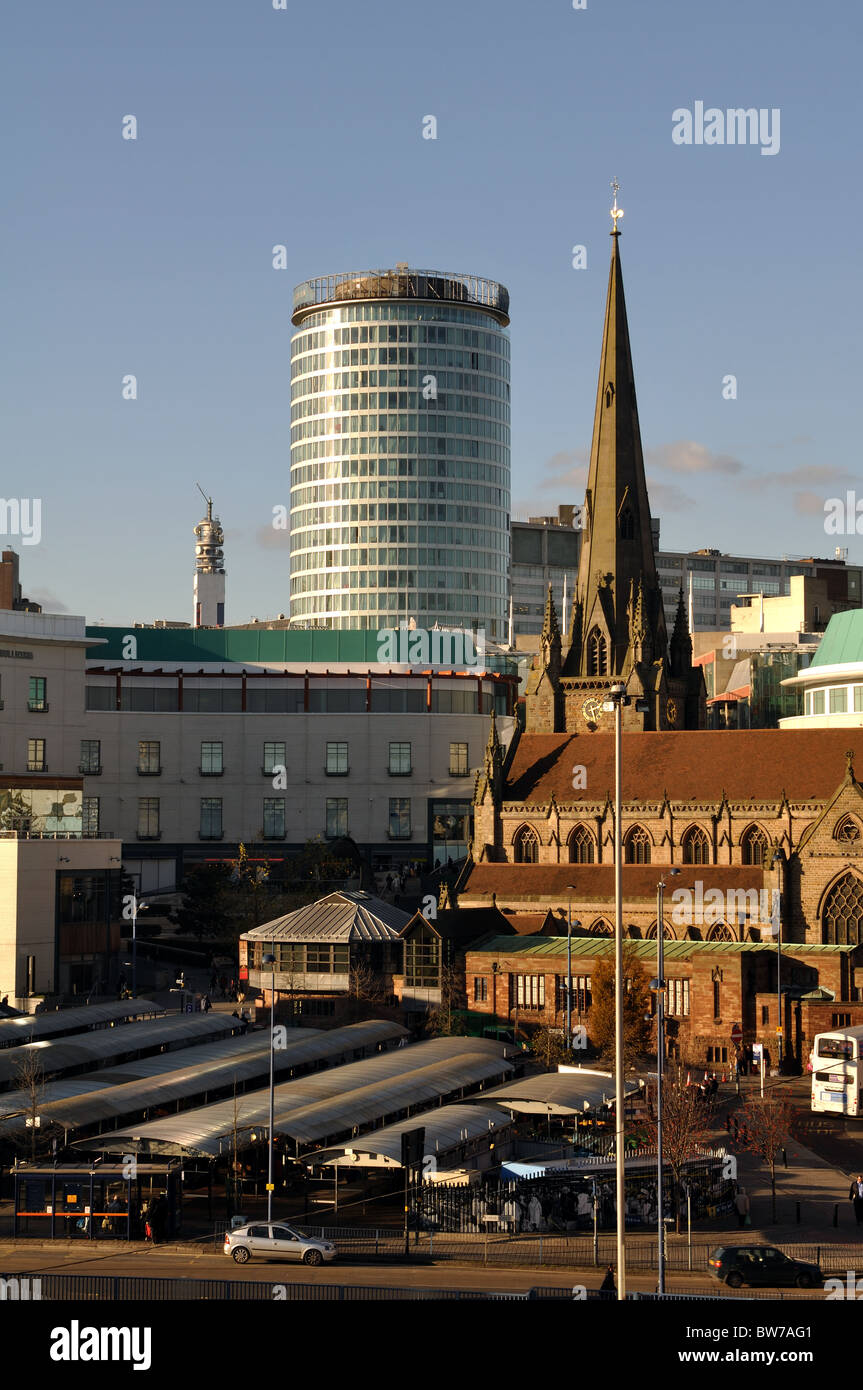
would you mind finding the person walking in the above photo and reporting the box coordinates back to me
[734,1187,750,1228]
[849,1174,863,1226]
[599,1265,616,1300]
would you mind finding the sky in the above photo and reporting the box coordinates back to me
[3,0,861,624]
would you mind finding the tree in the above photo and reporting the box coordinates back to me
[645,1069,716,1232]
[345,958,388,1022]
[589,942,653,1068]
[739,1095,793,1223]
[13,1048,56,1162]
[173,863,235,940]
[531,1024,571,1070]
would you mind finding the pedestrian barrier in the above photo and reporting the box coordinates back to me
[0,1271,576,1301]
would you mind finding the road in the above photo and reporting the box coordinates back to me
[0,1244,827,1298]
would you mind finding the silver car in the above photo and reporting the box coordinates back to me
[224,1222,336,1267]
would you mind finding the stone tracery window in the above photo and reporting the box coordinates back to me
[822,873,863,945]
[741,824,769,866]
[625,825,651,864]
[513,824,540,864]
[835,816,862,844]
[568,823,595,864]
[682,825,710,865]
[586,627,608,677]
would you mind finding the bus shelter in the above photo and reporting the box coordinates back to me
[12,1162,181,1240]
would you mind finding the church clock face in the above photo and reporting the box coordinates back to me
[666,698,678,726]
[582,698,605,724]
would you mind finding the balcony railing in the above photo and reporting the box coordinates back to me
[324,767,350,776]
[387,767,413,777]
[26,762,47,773]
[27,701,49,713]
[79,764,102,775]
[0,829,117,840]
[199,831,224,841]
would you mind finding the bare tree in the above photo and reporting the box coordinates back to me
[739,1095,793,1223]
[645,1069,716,1232]
[530,1024,570,1071]
[346,958,388,1022]
[13,1048,54,1162]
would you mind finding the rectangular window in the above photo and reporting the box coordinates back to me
[388,797,411,839]
[326,798,348,838]
[263,741,286,774]
[449,741,469,776]
[513,975,545,1009]
[812,689,825,715]
[575,974,592,1013]
[713,980,721,1019]
[82,797,100,837]
[388,741,412,775]
[830,687,848,714]
[761,1004,769,1026]
[79,739,101,774]
[326,741,349,775]
[137,797,159,839]
[200,798,223,839]
[667,978,690,1017]
[473,976,488,1003]
[855,688,863,713]
[137,741,160,775]
[200,741,224,774]
[28,676,47,711]
[263,798,285,839]
[27,738,46,772]
[405,930,439,986]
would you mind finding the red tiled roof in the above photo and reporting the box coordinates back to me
[464,863,767,902]
[498,911,553,935]
[505,729,863,803]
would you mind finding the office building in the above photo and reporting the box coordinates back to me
[289,265,511,639]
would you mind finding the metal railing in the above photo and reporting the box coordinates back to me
[292,268,510,322]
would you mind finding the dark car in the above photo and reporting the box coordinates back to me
[708,1245,823,1289]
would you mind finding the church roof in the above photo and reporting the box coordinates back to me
[463,863,765,902]
[503,729,863,803]
[467,936,854,959]
[809,610,863,669]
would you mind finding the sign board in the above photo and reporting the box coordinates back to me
[265,1183,274,1192]
[752,1043,764,1064]
[730,1023,743,1045]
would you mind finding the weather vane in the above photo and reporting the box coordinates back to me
[610,178,624,233]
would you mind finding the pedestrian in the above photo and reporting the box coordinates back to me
[202,994,211,1013]
[734,1187,750,1229]
[599,1264,616,1300]
[229,977,237,999]
[849,1174,863,1227]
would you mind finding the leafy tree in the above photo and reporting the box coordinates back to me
[530,1024,571,1070]
[173,863,234,941]
[589,942,653,1069]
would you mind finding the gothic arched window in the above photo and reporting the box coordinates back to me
[589,918,613,936]
[587,627,608,677]
[625,826,651,864]
[513,824,540,864]
[568,824,595,864]
[822,874,863,945]
[741,824,769,866]
[708,922,734,942]
[646,921,676,940]
[835,816,862,844]
[682,825,711,865]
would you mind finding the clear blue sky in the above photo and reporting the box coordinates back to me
[3,0,860,624]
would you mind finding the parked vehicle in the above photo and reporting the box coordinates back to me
[224,1222,336,1266]
[708,1245,823,1289]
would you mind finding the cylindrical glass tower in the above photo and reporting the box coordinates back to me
[289,265,510,640]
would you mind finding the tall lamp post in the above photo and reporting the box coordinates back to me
[601,681,649,1302]
[262,950,277,1222]
[770,850,784,1068]
[565,886,580,1045]
[131,898,148,999]
[653,867,680,1296]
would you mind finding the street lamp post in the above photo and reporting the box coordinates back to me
[565,886,579,1045]
[131,899,148,999]
[262,950,277,1222]
[601,681,649,1302]
[771,850,784,1068]
[653,868,680,1296]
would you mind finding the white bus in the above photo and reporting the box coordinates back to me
[810,1026,863,1116]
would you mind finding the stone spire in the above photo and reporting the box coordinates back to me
[539,582,562,677]
[670,583,693,677]
[481,709,504,803]
[565,216,667,677]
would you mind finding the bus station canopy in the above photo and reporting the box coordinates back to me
[77,1036,513,1158]
[0,999,164,1049]
[311,1102,515,1168]
[0,1020,405,1141]
[0,1012,238,1090]
[470,1070,642,1116]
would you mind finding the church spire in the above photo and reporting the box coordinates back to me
[566,190,666,678]
[540,582,562,675]
[670,583,693,677]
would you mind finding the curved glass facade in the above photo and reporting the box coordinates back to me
[289,268,511,640]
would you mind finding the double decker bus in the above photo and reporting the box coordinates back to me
[810,1026,863,1116]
